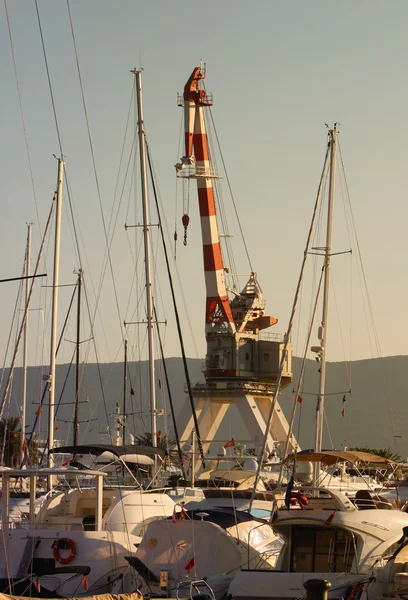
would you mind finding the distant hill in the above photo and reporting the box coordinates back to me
[1,355,407,458]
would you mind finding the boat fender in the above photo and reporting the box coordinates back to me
[289,491,309,509]
[52,537,77,564]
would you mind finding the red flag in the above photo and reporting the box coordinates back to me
[82,576,88,591]
[297,395,303,404]
[224,437,235,448]
[35,407,42,417]
[157,430,162,440]
[33,578,41,593]
[341,408,345,417]
[55,426,61,431]
[62,459,72,467]
[326,511,336,524]
[185,556,195,574]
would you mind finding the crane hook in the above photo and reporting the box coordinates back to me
[182,213,190,246]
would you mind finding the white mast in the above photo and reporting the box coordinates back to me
[133,69,157,446]
[314,125,338,462]
[48,158,64,478]
[21,222,32,465]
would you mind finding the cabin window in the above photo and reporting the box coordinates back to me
[290,526,355,573]
[245,352,249,361]
[264,353,269,362]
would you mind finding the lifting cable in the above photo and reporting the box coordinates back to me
[146,140,206,469]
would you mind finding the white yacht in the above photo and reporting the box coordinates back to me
[0,446,175,597]
[129,506,283,599]
[228,486,408,600]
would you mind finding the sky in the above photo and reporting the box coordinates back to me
[1,0,408,377]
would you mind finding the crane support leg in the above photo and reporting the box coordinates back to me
[176,392,299,464]
[256,397,298,455]
[178,396,207,446]
[232,395,275,456]
[193,401,230,457]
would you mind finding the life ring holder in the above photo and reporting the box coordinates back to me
[52,537,77,564]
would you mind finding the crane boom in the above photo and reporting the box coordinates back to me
[177,66,235,334]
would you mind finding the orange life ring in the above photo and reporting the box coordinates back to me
[52,538,76,565]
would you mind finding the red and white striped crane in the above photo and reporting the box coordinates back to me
[177,66,236,335]
[175,64,296,461]
[176,65,280,381]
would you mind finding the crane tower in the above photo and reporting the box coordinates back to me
[175,65,296,459]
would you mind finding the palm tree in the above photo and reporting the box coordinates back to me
[349,446,402,462]
[134,431,176,453]
[0,417,21,467]
[134,431,185,467]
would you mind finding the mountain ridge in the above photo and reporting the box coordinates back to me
[1,354,406,458]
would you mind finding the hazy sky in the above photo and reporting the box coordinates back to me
[1,0,407,374]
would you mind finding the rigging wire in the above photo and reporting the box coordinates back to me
[4,0,41,236]
[0,195,56,419]
[0,261,26,393]
[66,0,124,340]
[278,267,325,483]
[26,278,77,454]
[249,142,331,508]
[154,305,186,479]
[338,140,398,444]
[206,116,239,290]
[150,137,200,360]
[36,0,129,441]
[207,106,253,273]
[0,267,25,464]
[146,139,206,469]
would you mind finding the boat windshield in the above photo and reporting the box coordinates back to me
[289,525,356,573]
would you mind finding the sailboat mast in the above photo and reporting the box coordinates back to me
[73,268,82,446]
[21,222,32,465]
[133,69,157,446]
[123,339,127,445]
[48,158,64,473]
[314,125,338,455]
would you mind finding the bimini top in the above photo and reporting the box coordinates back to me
[49,444,166,459]
[288,450,395,466]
